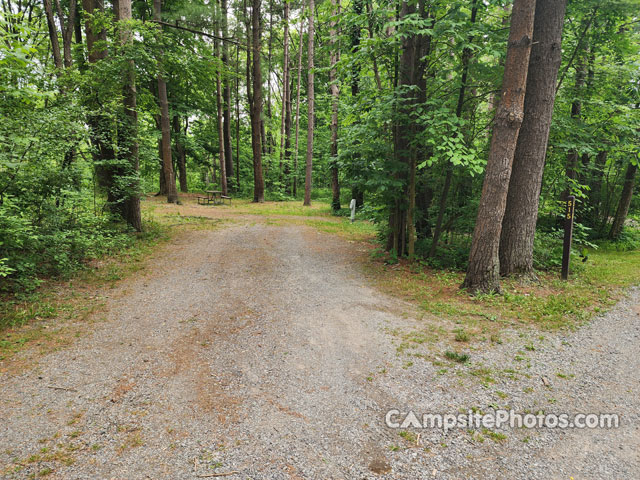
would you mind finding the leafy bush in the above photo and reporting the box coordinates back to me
[415,237,470,270]
[0,197,136,294]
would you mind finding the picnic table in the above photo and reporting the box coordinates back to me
[197,190,231,205]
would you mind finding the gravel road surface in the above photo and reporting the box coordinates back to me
[1,220,638,479]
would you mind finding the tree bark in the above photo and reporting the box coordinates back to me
[173,115,188,192]
[303,0,315,206]
[278,0,290,181]
[609,162,637,239]
[215,33,228,196]
[292,4,305,198]
[251,0,265,202]
[329,0,340,211]
[350,0,364,208]
[115,0,142,231]
[43,0,63,70]
[499,0,567,277]
[154,0,178,203]
[82,0,112,191]
[462,0,535,295]
[221,0,234,186]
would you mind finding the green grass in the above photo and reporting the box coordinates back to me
[227,198,334,217]
[366,236,640,336]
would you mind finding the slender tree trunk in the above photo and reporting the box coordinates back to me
[462,0,535,295]
[43,0,63,69]
[83,0,118,208]
[55,0,76,68]
[279,1,290,181]
[115,0,142,231]
[236,40,241,189]
[215,34,228,196]
[173,115,188,192]
[221,0,234,186]
[350,0,364,208]
[236,38,240,190]
[329,0,340,211]
[499,0,567,277]
[303,0,315,206]
[265,0,274,158]
[609,162,637,239]
[154,0,178,203]
[293,5,305,198]
[251,0,265,202]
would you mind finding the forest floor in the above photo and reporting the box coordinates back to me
[1,195,639,479]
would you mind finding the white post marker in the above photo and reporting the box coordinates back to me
[350,198,356,223]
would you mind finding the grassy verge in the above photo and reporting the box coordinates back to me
[364,240,640,359]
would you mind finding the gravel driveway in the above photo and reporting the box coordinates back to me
[1,220,638,479]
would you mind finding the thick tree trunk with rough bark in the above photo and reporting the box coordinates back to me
[610,162,637,239]
[303,0,315,207]
[251,0,265,202]
[499,0,567,278]
[154,0,178,204]
[329,0,340,212]
[462,0,535,294]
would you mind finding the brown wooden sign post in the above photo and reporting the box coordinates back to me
[561,195,575,280]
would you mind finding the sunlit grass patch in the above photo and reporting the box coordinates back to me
[229,198,334,217]
[363,237,640,337]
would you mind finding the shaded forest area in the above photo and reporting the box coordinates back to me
[1,0,639,296]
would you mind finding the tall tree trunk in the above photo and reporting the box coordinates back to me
[609,162,637,239]
[429,0,478,258]
[251,0,265,202]
[221,0,234,187]
[279,0,290,182]
[83,0,118,208]
[115,0,142,231]
[236,40,241,189]
[154,0,178,203]
[462,0,535,295]
[43,0,63,69]
[55,0,76,68]
[329,0,340,212]
[350,0,364,208]
[265,0,274,157]
[292,4,305,198]
[388,1,429,256]
[173,115,188,192]
[499,0,567,277]
[303,0,315,206]
[215,34,228,196]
